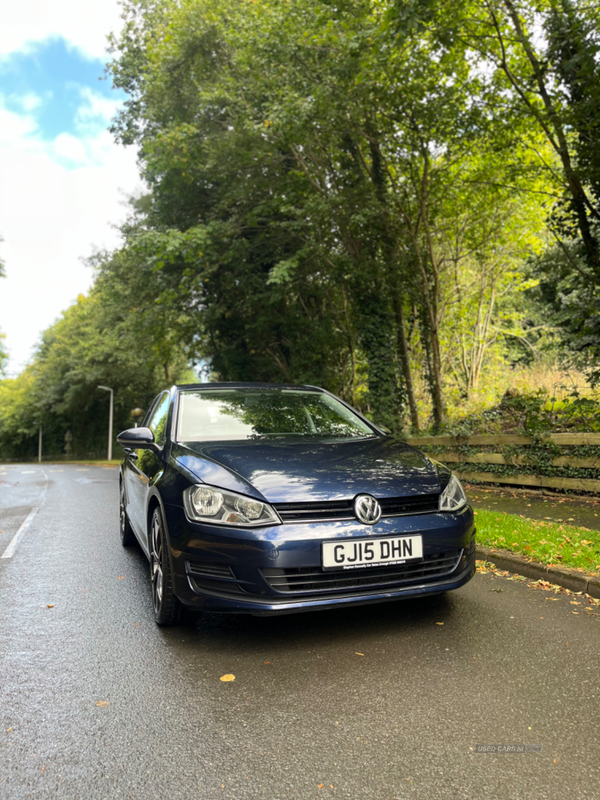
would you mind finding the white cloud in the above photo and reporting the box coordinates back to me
[75,86,123,136]
[0,98,142,375]
[52,131,89,164]
[0,0,124,59]
[16,93,44,113]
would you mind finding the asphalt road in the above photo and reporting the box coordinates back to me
[1,464,599,800]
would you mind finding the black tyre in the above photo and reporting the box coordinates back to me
[149,506,181,627]
[119,482,136,547]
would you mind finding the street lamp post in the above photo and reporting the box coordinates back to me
[97,386,114,461]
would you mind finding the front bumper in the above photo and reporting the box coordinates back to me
[163,503,476,615]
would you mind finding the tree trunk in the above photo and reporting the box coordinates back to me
[392,294,420,431]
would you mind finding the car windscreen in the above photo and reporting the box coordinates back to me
[176,389,375,442]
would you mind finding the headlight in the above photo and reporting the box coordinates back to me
[183,484,281,527]
[439,473,467,512]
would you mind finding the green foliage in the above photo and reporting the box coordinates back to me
[475,509,600,572]
[5,0,600,454]
[0,291,193,459]
[439,388,600,437]
[103,0,557,432]
[531,232,600,386]
[413,0,600,378]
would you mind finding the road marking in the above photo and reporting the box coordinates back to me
[21,470,36,474]
[1,508,40,559]
[1,469,47,560]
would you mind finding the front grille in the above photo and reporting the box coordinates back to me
[262,550,462,595]
[274,493,440,523]
[274,499,354,523]
[379,495,439,515]
[185,561,246,595]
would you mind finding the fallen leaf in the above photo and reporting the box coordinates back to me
[220,674,235,682]
[435,622,444,626]
[264,661,270,664]
[318,784,324,789]
[46,604,54,608]
[95,701,109,707]
[355,652,364,656]
[117,576,125,580]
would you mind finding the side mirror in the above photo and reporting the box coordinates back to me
[117,427,159,452]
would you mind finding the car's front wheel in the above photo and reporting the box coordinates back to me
[149,506,181,626]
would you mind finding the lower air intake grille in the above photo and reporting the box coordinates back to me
[185,561,246,595]
[186,562,234,579]
[262,550,462,595]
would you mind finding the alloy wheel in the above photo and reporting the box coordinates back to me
[150,513,164,612]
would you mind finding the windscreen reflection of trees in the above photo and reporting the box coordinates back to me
[187,392,372,438]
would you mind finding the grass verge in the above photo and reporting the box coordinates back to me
[475,509,600,574]
[32,459,121,468]
[66,459,121,467]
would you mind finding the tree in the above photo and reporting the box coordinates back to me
[104,0,558,429]
[0,285,194,459]
[405,0,600,379]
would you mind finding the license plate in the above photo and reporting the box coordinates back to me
[322,535,423,570]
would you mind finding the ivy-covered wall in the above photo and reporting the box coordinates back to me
[410,434,600,495]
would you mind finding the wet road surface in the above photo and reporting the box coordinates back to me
[1,464,599,799]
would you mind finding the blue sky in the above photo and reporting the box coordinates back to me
[0,38,122,141]
[0,6,140,376]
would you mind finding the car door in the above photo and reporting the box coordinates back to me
[126,391,171,549]
[123,393,161,540]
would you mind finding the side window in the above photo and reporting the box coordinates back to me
[141,396,160,429]
[148,392,171,447]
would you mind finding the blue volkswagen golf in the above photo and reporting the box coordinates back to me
[117,383,475,626]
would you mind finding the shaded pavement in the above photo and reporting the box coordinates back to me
[466,483,600,531]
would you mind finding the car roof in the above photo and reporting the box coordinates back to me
[174,382,324,392]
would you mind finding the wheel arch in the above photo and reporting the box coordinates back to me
[146,490,176,554]
[146,491,163,536]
